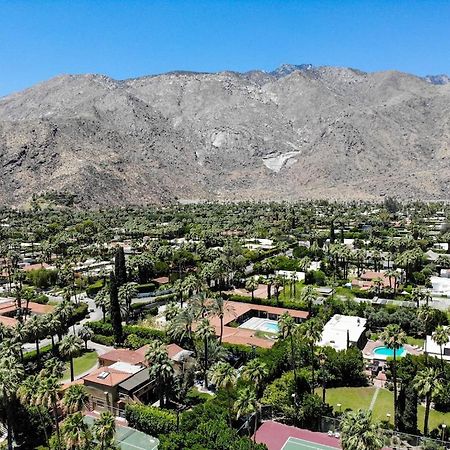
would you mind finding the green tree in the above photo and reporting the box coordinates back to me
[59,334,83,382]
[109,272,123,344]
[93,411,117,450]
[209,361,237,426]
[77,326,93,351]
[62,384,89,414]
[114,246,127,287]
[235,386,259,445]
[196,319,216,388]
[60,411,91,450]
[431,325,449,371]
[340,409,383,450]
[413,367,443,436]
[380,324,406,429]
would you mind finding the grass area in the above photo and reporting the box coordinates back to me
[318,386,375,412]
[278,282,305,301]
[322,387,450,433]
[335,286,355,299]
[405,336,425,347]
[62,350,98,380]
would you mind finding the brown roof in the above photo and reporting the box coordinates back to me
[0,315,17,327]
[135,343,185,361]
[21,263,50,272]
[83,367,132,387]
[153,276,169,284]
[206,301,308,348]
[99,349,146,366]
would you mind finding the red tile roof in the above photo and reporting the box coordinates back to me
[83,367,132,387]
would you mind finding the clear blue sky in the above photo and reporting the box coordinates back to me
[1,0,450,96]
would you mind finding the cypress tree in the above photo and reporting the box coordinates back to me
[114,246,127,287]
[109,271,123,345]
[398,385,418,434]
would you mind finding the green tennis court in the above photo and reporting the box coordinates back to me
[84,415,159,450]
[282,437,339,450]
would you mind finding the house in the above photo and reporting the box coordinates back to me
[352,270,391,291]
[431,276,450,297]
[0,297,54,327]
[425,329,450,361]
[275,270,305,282]
[318,314,367,351]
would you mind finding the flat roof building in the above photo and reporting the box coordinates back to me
[318,314,367,351]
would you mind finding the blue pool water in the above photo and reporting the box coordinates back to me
[262,322,280,333]
[373,346,406,358]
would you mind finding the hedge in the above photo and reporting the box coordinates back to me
[125,404,176,436]
[23,344,53,363]
[224,293,308,312]
[91,334,114,346]
[67,303,89,326]
[86,280,104,298]
[87,320,166,342]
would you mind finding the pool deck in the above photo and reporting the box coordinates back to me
[362,340,422,360]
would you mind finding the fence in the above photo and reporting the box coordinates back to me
[320,416,450,450]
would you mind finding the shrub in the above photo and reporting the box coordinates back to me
[23,344,53,363]
[125,404,176,436]
[67,303,89,326]
[87,320,166,343]
[91,334,114,346]
[86,279,104,298]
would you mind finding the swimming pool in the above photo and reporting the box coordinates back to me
[373,346,407,358]
[239,317,280,334]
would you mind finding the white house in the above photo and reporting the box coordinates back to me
[431,276,450,297]
[274,270,305,281]
[425,329,450,361]
[318,314,367,351]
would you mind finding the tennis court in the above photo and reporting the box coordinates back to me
[282,437,340,450]
[84,415,159,450]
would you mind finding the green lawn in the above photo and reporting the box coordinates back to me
[62,350,98,380]
[319,386,376,412]
[322,387,450,433]
[278,282,305,301]
[405,336,425,347]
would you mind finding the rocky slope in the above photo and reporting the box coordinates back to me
[0,65,449,207]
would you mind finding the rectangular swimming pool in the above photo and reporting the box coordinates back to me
[239,317,279,334]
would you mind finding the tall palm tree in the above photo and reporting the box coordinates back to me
[432,325,450,370]
[196,318,215,388]
[62,384,89,414]
[94,288,110,323]
[273,275,284,304]
[47,314,62,351]
[413,367,443,436]
[25,315,46,366]
[190,291,210,319]
[380,324,406,429]
[172,279,185,307]
[235,386,259,445]
[298,318,323,390]
[59,334,83,382]
[278,312,298,384]
[93,411,117,450]
[78,326,93,351]
[210,295,235,344]
[340,409,383,450]
[241,359,268,395]
[209,361,237,426]
[300,285,317,316]
[145,342,175,407]
[37,375,62,449]
[167,306,196,344]
[0,356,25,450]
[245,278,259,302]
[118,282,138,322]
[18,374,49,445]
[60,411,91,450]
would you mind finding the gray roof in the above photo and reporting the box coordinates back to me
[118,368,152,393]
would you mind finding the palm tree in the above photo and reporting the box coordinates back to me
[432,326,450,370]
[25,315,46,366]
[172,279,184,307]
[61,411,91,450]
[37,375,62,450]
[167,306,196,344]
[0,356,25,450]
[298,318,323,390]
[196,318,215,388]
[118,282,138,322]
[78,326,94,351]
[340,409,383,450]
[93,411,117,450]
[190,291,210,319]
[146,342,175,407]
[209,361,237,426]
[413,367,443,436]
[245,278,259,301]
[62,384,89,414]
[300,285,317,316]
[241,359,268,395]
[47,314,62,351]
[60,334,83,382]
[380,324,406,429]
[235,386,259,445]
[278,312,298,383]
[94,288,110,323]
[210,295,235,344]
[273,275,284,304]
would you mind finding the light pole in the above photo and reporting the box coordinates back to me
[337,403,342,415]
[292,393,299,426]
[386,413,391,426]
[442,424,447,444]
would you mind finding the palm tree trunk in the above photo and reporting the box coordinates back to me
[424,393,431,436]
[204,337,208,388]
[290,334,297,387]
[36,338,40,365]
[53,403,61,450]
[70,357,74,382]
[310,343,315,392]
[393,350,398,430]
[220,316,223,344]
[6,413,13,450]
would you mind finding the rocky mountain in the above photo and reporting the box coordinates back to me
[0,65,450,207]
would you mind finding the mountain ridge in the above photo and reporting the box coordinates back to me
[0,64,449,207]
